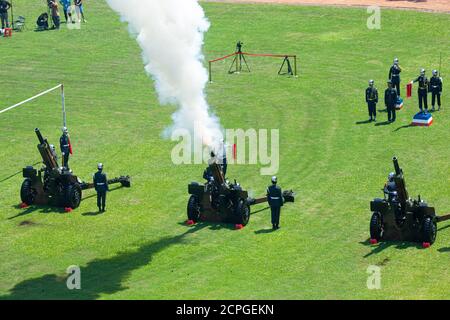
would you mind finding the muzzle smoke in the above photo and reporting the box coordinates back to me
[107,0,222,150]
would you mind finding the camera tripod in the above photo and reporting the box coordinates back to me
[228,42,250,74]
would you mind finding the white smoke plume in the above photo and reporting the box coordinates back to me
[107,0,222,149]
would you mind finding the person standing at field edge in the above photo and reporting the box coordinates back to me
[48,0,61,29]
[0,0,11,32]
[365,79,378,122]
[267,176,284,230]
[74,0,86,23]
[59,0,72,23]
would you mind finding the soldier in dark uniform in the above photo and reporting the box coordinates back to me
[384,80,397,122]
[411,68,429,113]
[221,143,228,178]
[384,172,397,201]
[93,163,109,212]
[429,69,443,111]
[267,176,284,230]
[384,172,403,223]
[203,165,213,182]
[59,127,70,169]
[365,79,378,122]
[388,58,402,97]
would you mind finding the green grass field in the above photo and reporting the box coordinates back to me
[0,0,449,299]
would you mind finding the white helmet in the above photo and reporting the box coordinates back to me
[420,68,425,75]
[271,176,277,184]
[388,172,395,181]
[394,58,399,65]
[62,126,68,134]
[97,163,103,170]
[369,79,374,86]
[432,69,438,76]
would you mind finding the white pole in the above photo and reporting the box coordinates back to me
[0,84,62,115]
[61,84,66,127]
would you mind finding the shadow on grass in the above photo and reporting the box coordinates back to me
[393,124,413,132]
[375,120,393,126]
[8,205,66,220]
[0,223,208,300]
[254,228,275,234]
[177,221,236,231]
[81,211,103,217]
[437,223,450,232]
[438,247,450,253]
[7,186,125,220]
[251,207,270,215]
[360,238,422,258]
[355,119,372,125]
[0,162,41,184]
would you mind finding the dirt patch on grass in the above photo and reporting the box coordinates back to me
[203,0,450,13]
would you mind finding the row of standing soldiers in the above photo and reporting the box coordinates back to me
[365,58,443,122]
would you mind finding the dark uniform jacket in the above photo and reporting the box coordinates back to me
[429,76,442,93]
[384,87,397,107]
[366,87,378,103]
[93,171,109,192]
[0,1,11,13]
[60,134,70,154]
[388,65,401,80]
[203,166,213,181]
[413,75,429,92]
[267,185,284,207]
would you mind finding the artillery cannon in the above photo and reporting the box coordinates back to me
[187,162,294,226]
[20,128,131,209]
[369,157,450,246]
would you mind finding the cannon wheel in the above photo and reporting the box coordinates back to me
[187,195,201,222]
[234,199,250,226]
[422,216,437,244]
[64,183,82,209]
[370,212,383,241]
[20,179,36,205]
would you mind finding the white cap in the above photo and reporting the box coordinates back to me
[271,176,277,183]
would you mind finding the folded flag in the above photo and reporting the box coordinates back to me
[68,137,73,155]
[412,112,433,127]
[406,83,412,98]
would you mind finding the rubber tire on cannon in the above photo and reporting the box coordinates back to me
[422,216,437,244]
[234,199,250,226]
[187,195,201,222]
[20,179,36,205]
[63,183,82,209]
[370,212,383,241]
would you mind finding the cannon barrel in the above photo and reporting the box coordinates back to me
[35,128,45,145]
[80,175,131,190]
[393,156,401,175]
[34,128,58,170]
